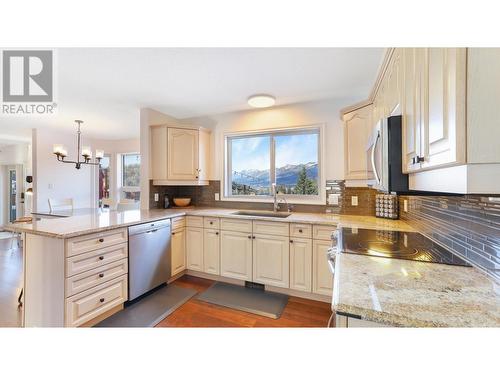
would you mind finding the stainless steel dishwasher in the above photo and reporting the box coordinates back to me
[128,219,172,301]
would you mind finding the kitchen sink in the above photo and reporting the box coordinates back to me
[231,210,292,218]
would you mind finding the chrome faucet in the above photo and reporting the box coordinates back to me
[272,183,280,212]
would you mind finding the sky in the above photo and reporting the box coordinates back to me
[231,132,318,172]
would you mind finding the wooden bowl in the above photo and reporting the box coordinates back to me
[173,198,191,207]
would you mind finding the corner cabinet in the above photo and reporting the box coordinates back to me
[151,125,211,185]
[343,104,373,181]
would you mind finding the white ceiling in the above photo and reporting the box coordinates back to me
[0,48,384,140]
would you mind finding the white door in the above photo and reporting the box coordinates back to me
[421,48,466,170]
[312,240,333,296]
[253,234,289,288]
[220,230,252,281]
[203,228,220,275]
[150,125,168,180]
[343,104,373,180]
[171,228,186,276]
[289,237,312,292]
[167,128,199,180]
[186,226,203,271]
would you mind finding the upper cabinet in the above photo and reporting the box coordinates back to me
[151,125,211,185]
[343,104,373,181]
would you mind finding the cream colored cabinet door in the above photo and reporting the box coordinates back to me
[343,104,373,180]
[402,48,425,173]
[312,240,333,296]
[289,237,312,292]
[171,228,186,276]
[421,48,466,170]
[252,234,289,288]
[167,128,199,180]
[150,125,168,180]
[385,48,403,116]
[220,230,253,281]
[186,226,203,272]
[198,129,210,181]
[203,228,220,275]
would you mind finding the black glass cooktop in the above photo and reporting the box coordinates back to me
[340,228,472,267]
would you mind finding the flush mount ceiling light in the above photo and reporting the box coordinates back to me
[247,94,276,108]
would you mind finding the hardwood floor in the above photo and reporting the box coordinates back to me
[156,275,332,328]
[0,234,23,327]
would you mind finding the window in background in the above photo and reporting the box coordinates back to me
[99,155,111,200]
[121,153,141,201]
[225,128,320,198]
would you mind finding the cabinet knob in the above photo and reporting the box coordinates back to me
[298,229,303,233]
[99,273,104,278]
[98,238,104,243]
[98,256,104,260]
[172,232,175,236]
[290,239,294,243]
[248,235,252,239]
[215,232,219,235]
[99,298,105,303]
[252,235,256,239]
[210,221,213,225]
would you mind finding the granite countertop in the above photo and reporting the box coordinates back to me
[5,206,414,238]
[333,252,500,327]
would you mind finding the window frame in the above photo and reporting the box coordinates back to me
[223,124,325,205]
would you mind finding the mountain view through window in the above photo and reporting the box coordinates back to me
[228,130,319,196]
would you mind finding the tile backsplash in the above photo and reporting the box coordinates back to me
[149,180,376,215]
[400,195,500,281]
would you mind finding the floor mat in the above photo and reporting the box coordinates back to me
[196,282,288,319]
[95,284,197,327]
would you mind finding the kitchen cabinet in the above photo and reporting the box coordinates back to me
[343,104,373,181]
[312,240,333,296]
[252,234,289,288]
[289,237,312,292]
[171,227,186,276]
[220,230,253,281]
[203,228,220,275]
[186,226,204,272]
[150,125,211,185]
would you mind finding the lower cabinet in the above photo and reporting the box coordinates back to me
[289,237,313,292]
[220,230,253,281]
[171,227,186,276]
[186,226,204,272]
[253,234,289,288]
[312,240,334,296]
[203,228,220,275]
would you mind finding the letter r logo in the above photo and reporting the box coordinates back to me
[2,50,53,102]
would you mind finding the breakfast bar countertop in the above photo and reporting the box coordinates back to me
[333,252,500,327]
[5,206,414,239]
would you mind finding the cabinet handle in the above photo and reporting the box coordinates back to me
[215,232,219,235]
[252,236,256,239]
[98,238,104,243]
[195,176,199,179]
[99,273,104,278]
[98,256,104,260]
[210,221,213,225]
[247,235,252,239]
[172,232,175,236]
[290,239,294,243]
[298,229,303,233]
[99,298,105,303]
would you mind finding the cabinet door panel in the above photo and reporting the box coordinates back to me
[220,231,252,281]
[203,229,220,275]
[290,238,312,292]
[167,128,199,180]
[312,240,333,296]
[171,228,186,276]
[253,234,289,288]
[186,226,203,272]
[343,104,373,180]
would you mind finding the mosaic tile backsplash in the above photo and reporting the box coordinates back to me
[399,195,500,281]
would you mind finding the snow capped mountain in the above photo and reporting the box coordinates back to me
[233,162,318,187]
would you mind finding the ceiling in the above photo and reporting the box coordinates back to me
[0,48,384,140]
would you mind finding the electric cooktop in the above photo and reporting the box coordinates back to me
[339,228,472,267]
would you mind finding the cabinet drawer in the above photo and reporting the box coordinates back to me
[204,217,220,229]
[220,218,252,233]
[312,225,336,241]
[66,228,127,257]
[172,216,186,231]
[66,242,128,277]
[65,275,127,327]
[186,216,203,227]
[290,223,312,238]
[253,220,289,236]
[66,258,128,297]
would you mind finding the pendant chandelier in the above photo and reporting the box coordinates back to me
[53,120,104,169]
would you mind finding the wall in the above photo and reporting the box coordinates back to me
[400,195,500,281]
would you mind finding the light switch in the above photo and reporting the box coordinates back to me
[351,196,358,206]
[403,199,408,212]
[154,193,159,202]
[328,193,339,205]
[215,193,220,201]
[48,183,54,189]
